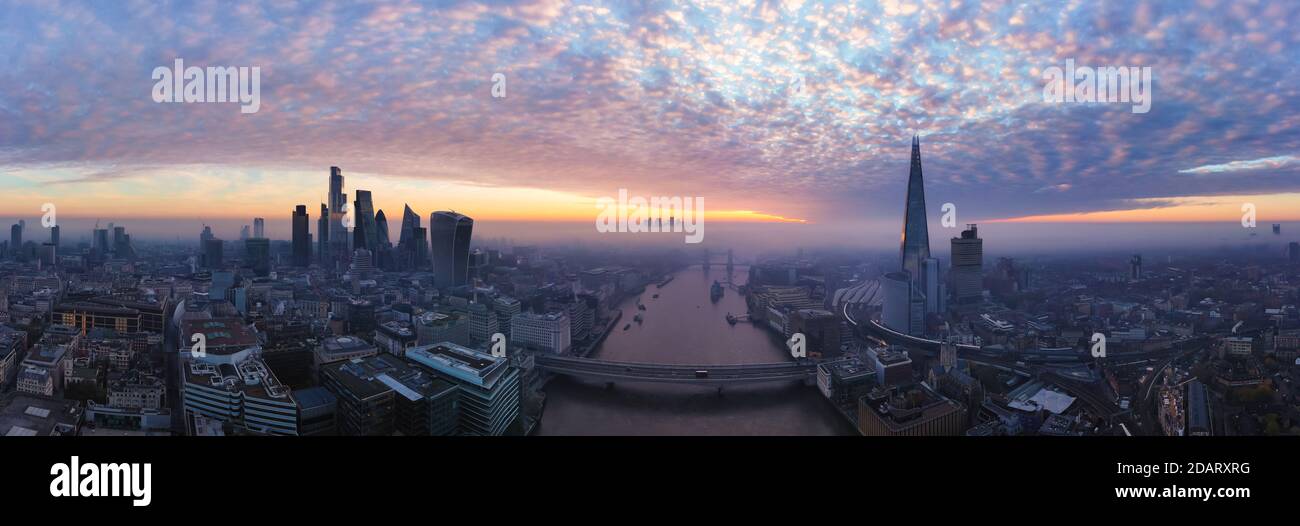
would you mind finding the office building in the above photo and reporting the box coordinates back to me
[375,209,390,247]
[397,204,427,270]
[1223,337,1253,358]
[54,301,142,335]
[881,271,924,336]
[493,296,521,336]
[354,189,378,253]
[292,205,311,267]
[900,135,930,280]
[867,346,912,387]
[93,227,111,262]
[858,383,967,436]
[406,343,519,436]
[511,311,571,354]
[375,321,418,357]
[789,309,841,358]
[328,166,349,261]
[244,237,270,277]
[107,370,165,411]
[887,136,937,334]
[416,311,470,347]
[317,203,330,263]
[9,222,21,260]
[950,224,983,305]
[0,394,83,436]
[293,386,338,437]
[430,211,473,289]
[203,238,224,269]
[181,347,298,436]
[314,336,378,379]
[320,353,459,436]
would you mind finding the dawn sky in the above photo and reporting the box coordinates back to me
[1,0,1299,236]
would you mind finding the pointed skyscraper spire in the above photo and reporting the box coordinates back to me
[900,135,931,279]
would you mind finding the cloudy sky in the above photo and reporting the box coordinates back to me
[1,0,1298,241]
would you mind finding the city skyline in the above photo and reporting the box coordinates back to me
[2,0,1299,231]
[4,2,1299,510]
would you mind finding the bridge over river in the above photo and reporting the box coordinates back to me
[534,354,815,385]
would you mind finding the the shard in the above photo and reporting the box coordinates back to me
[900,135,931,278]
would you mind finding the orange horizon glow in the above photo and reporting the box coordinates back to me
[0,168,816,224]
[986,193,1300,224]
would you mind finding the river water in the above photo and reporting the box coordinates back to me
[536,265,855,435]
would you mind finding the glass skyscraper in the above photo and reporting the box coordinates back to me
[292,205,310,267]
[430,211,473,289]
[900,135,931,279]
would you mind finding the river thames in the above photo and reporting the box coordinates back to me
[536,265,855,435]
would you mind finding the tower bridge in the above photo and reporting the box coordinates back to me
[701,248,734,272]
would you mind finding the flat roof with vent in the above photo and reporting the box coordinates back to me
[0,394,82,436]
[23,406,50,418]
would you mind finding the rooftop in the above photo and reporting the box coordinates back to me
[406,342,508,389]
[181,317,259,352]
[0,394,82,436]
[323,353,457,401]
[184,352,291,401]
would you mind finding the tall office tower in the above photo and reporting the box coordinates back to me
[328,166,349,260]
[253,217,265,239]
[893,135,934,333]
[1130,254,1142,280]
[39,243,56,266]
[200,225,214,247]
[204,238,224,269]
[239,225,250,241]
[49,225,59,248]
[112,226,135,260]
[1273,223,1281,235]
[317,203,330,263]
[1289,242,1300,263]
[93,227,110,262]
[292,205,311,267]
[9,222,21,260]
[373,209,392,270]
[430,211,474,289]
[950,224,983,305]
[245,237,270,277]
[374,209,390,247]
[412,226,428,270]
[900,135,931,280]
[353,190,378,252]
[398,204,425,269]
